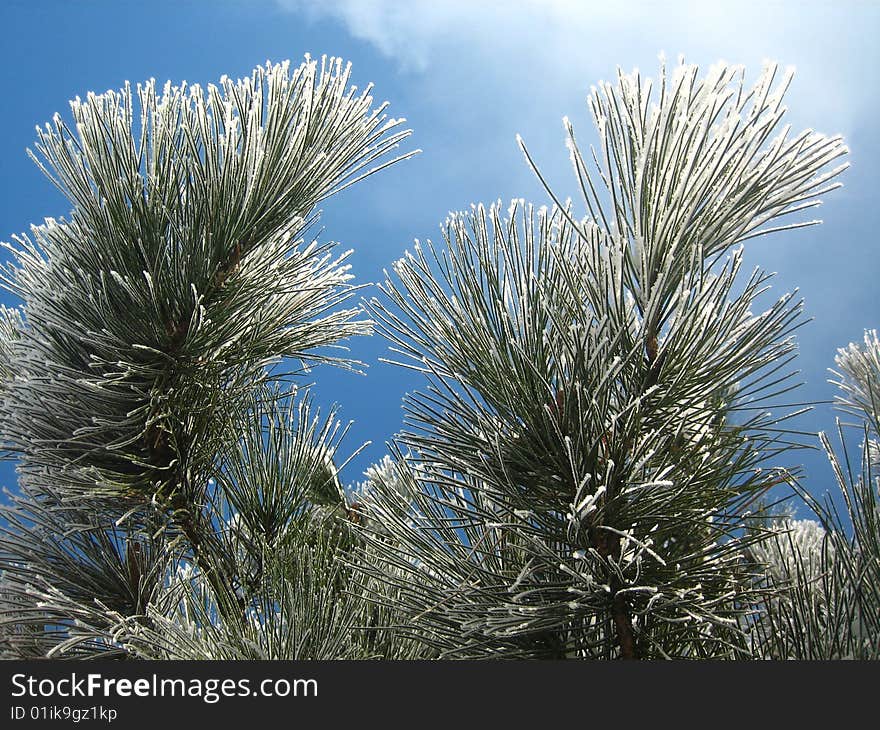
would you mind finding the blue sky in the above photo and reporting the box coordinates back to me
[0,0,877,508]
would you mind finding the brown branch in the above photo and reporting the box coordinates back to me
[612,593,637,660]
[590,522,638,660]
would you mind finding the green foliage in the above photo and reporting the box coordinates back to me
[747,332,880,659]
[355,61,849,658]
[0,56,416,659]
[0,56,874,661]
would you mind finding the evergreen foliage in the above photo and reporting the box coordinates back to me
[0,56,420,659]
[0,56,874,660]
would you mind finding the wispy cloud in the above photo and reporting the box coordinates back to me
[276,0,491,71]
[277,0,877,135]
[278,0,659,72]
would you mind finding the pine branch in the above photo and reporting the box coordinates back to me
[0,56,415,657]
[358,59,847,659]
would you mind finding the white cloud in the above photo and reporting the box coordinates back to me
[276,0,484,71]
[278,0,650,72]
[277,0,877,136]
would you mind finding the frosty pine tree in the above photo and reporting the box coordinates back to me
[0,57,425,659]
[0,56,876,660]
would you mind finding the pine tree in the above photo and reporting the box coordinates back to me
[354,60,850,659]
[0,56,873,661]
[747,330,880,659]
[0,56,425,659]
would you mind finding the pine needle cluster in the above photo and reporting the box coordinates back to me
[0,56,874,660]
